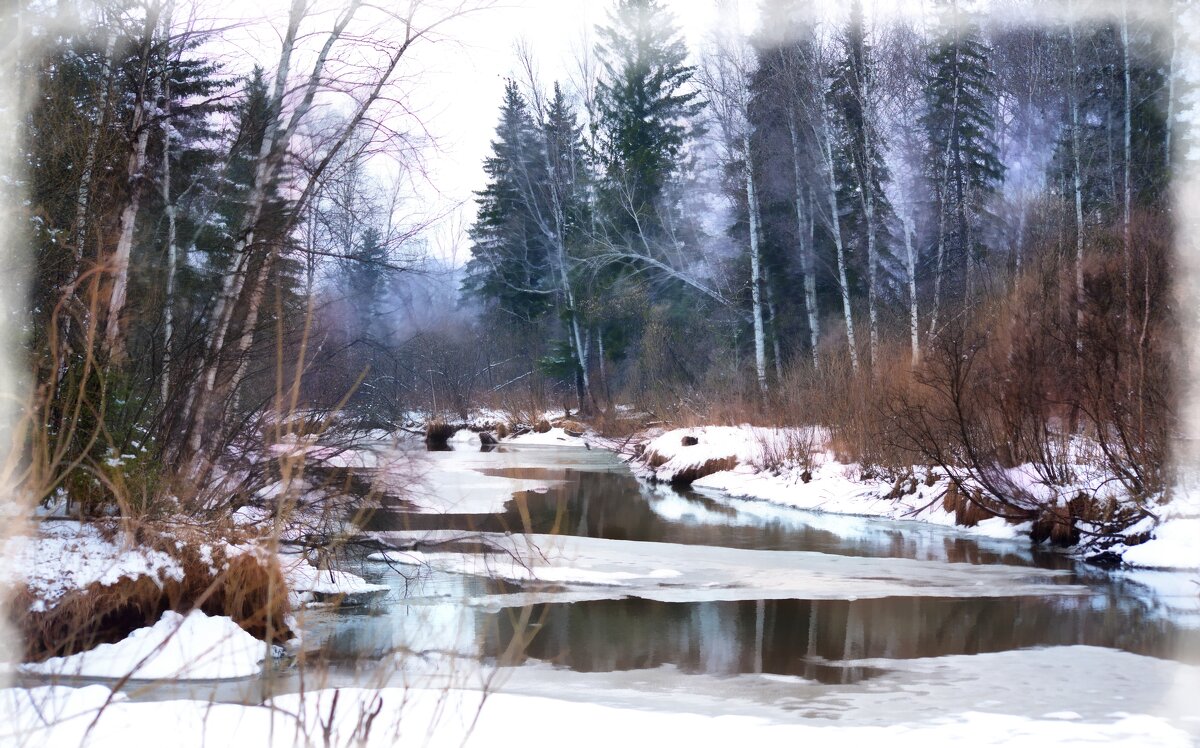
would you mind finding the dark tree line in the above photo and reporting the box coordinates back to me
[466,0,1175,402]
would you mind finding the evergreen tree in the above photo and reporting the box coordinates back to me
[593,0,703,239]
[342,226,389,339]
[462,81,552,322]
[829,0,895,366]
[922,0,1003,325]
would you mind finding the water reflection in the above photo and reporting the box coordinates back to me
[365,466,1072,569]
[330,447,1200,688]
[478,594,1200,682]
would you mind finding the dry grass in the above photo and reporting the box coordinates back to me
[752,427,819,474]
[14,521,291,661]
[664,456,739,486]
[424,421,456,447]
[941,482,999,528]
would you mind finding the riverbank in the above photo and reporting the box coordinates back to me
[604,424,1199,572]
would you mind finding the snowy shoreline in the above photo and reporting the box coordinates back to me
[615,424,1200,572]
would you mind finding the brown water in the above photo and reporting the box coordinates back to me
[364,464,1074,568]
[312,445,1200,683]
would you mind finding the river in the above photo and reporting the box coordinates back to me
[92,441,1200,736]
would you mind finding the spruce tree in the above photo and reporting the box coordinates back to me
[462,81,552,323]
[593,0,703,239]
[922,0,1003,324]
[829,0,895,366]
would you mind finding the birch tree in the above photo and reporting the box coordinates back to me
[830,0,893,371]
[699,0,769,392]
[183,0,486,465]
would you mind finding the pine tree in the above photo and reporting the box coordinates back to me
[463,81,552,323]
[540,83,596,410]
[829,0,894,368]
[922,0,1004,333]
[593,0,703,239]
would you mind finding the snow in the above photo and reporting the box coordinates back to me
[21,610,266,680]
[369,530,1086,604]
[504,426,590,446]
[1,672,1194,747]
[390,448,573,515]
[640,425,781,482]
[281,556,388,605]
[690,460,1028,540]
[1120,518,1200,569]
[448,428,481,445]
[3,522,185,612]
[633,425,1184,559]
[368,548,678,587]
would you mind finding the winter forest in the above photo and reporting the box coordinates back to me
[4,0,1200,744]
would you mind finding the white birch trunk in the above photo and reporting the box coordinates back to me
[765,270,784,380]
[745,131,769,392]
[71,31,117,267]
[902,215,920,366]
[160,34,177,405]
[187,0,369,456]
[789,115,820,365]
[819,105,858,373]
[105,78,156,355]
[1070,15,1086,355]
[861,119,880,372]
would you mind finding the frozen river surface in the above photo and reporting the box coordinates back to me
[15,443,1199,746]
[288,443,1200,741]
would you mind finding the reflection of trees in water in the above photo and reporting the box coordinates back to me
[480,595,1197,680]
[369,467,1072,568]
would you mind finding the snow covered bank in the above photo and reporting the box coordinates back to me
[630,425,1199,569]
[21,610,267,680]
[4,522,185,613]
[281,556,389,606]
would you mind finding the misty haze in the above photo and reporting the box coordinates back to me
[2,0,1200,745]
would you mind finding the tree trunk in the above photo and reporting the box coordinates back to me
[160,14,178,405]
[902,215,920,366]
[1070,15,1085,356]
[104,4,162,357]
[789,114,820,366]
[186,0,358,459]
[745,132,769,393]
[1166,0,1177,170]
[861,118,880,372]
[1121,3,1133,314]
[765,269,784,381]
[57,29,118,382]
[818,104,858,373]
[71,31,117,272]
[928,69,961,339]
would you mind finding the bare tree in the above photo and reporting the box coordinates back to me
[182,0,489,470]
